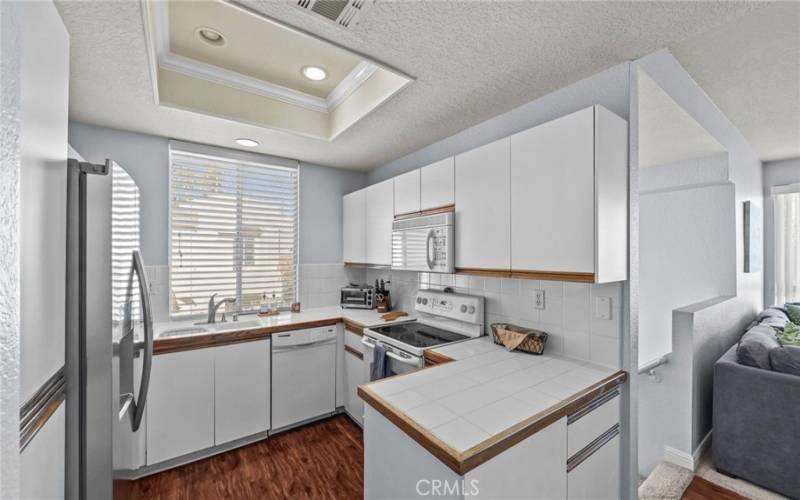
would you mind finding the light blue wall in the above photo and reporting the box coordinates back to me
[68,122,366,266]
[367,62,631,184]
[763,157,800,306]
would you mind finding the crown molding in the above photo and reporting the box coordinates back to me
[146,0,374,114]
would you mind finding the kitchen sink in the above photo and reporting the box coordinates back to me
[159,326,209,338]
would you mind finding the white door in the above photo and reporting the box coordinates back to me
[420,157,454,210]
[17,2,71,499]
[343,189,366,264]
[146,349,215,464]
[365,179,394,266]
[510,108,595,274]
[455,138,511,270]
[343,346,365,425]
[214,340,271,444]
[394,168,421,215]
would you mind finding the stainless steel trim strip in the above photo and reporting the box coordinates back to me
[566,423,620,472]
[567,386,620,425]
[19,366,66,452]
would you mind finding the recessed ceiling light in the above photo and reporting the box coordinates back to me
[235,138,259,147]
[195,27,226,47]
[301,66,328,81]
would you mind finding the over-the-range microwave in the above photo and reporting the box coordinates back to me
[391,212,454,273]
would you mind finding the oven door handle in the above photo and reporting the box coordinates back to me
[361,336,376,349]
[386,350,421,366]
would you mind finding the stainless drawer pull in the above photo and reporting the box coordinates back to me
[567,423,620,472]
[567,386,620,425]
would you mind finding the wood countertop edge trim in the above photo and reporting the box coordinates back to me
[359,370,627,475]
[154,316,361,355]
[423,350,455,365]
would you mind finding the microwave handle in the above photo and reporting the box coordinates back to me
[426,229,436,270]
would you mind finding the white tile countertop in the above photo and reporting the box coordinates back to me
[360,336,624,459]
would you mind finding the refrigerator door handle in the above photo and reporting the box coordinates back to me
[130,250,153,432]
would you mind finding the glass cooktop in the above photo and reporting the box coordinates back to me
[370,322,469,349]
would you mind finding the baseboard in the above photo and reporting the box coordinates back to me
[663,430,712,472]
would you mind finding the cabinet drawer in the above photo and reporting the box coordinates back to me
[344,330,363,354]
[567,388,619,457]
[567,430,620,500]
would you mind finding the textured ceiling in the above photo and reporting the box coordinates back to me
[638,69,726,168]
[56,0,761,170]
[671,2,800,162]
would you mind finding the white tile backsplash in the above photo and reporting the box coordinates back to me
[299,263,365,308]
[366,269,623,369]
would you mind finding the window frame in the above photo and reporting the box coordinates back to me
[167,140,301,319]
[771,181,800,304]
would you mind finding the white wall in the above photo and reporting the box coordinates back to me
[763,157,800,306]
[633,50,764,477]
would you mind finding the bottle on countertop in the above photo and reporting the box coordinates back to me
[259,293,269,314]
[271,292,277,313]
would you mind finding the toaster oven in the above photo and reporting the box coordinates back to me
[340,285,374,309]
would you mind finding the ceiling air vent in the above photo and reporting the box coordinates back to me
[294,0,372,29]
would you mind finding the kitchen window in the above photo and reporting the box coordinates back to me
[773,183,800,304]
[111,162,141,323]
[169,142,299,318]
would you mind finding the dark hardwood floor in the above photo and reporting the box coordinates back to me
[128,415,364,499]
[682,476,747,500]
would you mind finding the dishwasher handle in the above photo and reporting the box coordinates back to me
[272,337,336,352]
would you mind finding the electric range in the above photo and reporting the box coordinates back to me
[362,290,484,377]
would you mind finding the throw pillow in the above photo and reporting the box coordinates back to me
[769,345,800,376]
[785,303,800,325]
[777,322,800,346]
[737,325,781,370]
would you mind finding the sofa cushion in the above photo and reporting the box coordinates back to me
[769,345,800,376]
[737,325,781,370]
[755,307,791,330]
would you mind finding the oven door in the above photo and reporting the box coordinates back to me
[361,335,423,381]
[340,288,371,309]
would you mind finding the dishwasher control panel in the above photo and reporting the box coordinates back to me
[272,325,336,347]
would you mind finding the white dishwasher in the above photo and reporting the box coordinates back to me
[271,325,337,431]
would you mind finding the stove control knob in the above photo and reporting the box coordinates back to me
[422,298,428,305]
[468,305,476,314]
[460,305,467,313]
[416,297,422,304]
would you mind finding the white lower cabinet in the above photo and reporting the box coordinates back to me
[343,342,365,425]
[567,433,620,500]
[146,349,215,465]
[214,339,271,445]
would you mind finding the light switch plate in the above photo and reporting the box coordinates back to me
[534,290,545,310]
[595,296,611,320]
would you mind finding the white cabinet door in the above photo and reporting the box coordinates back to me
[343,188,366,264]
[214,340,271,445]
[455,138,511,270]
[510,107,595,274]
[420,157,454,210]
[568,434,620,500]
[343,346,365,425]
[394,169,421,215]
[146,349,214,465]
[365,179,394,266]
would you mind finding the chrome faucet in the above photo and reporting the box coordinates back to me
[207,293,237,323]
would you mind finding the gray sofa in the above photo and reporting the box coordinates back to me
[713,307,800,499]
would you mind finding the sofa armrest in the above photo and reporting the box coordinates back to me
[713,348,800,498]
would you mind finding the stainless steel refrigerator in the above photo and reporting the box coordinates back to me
[65,157,153,499]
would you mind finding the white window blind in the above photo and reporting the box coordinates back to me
[111,163,141,323]
[169,144,298,318]
[774,183,800,304]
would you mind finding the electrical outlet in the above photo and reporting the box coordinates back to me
[595,296,611,320]
[534,290,545,310]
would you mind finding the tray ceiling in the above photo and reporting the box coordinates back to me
[56,1,772,170]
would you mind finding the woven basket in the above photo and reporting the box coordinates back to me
[490,323,548,355]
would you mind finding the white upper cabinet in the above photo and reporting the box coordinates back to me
[455,138,511,271]
[420,157,455,210]
[510,106,627,282]
[365,179,394,265]
[393,169,421,216]
[342,188,366,264]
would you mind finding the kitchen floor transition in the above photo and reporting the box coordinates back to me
[127,415,363,499]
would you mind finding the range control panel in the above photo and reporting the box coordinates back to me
[414,290,484,326]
